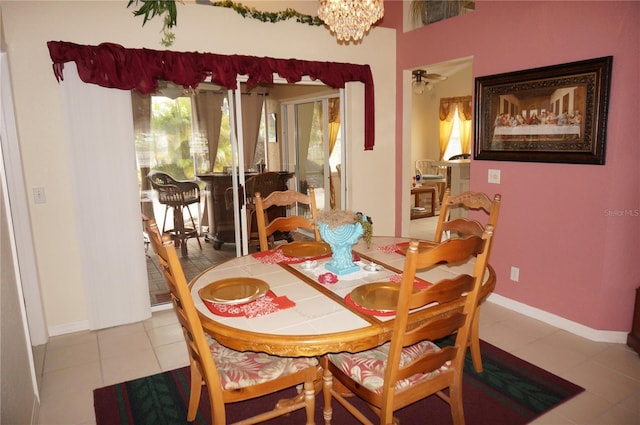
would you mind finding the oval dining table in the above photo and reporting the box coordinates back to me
[190,236,496,358]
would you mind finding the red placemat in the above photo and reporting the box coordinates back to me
[345,293,396,317]
[202,290,295,318]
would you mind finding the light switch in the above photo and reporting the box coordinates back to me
[488,169,501,184]
[33,187,46,204]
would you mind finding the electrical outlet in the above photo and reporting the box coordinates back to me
[510,266,520,282]
[488,169,501,184]
[33,187,46,204]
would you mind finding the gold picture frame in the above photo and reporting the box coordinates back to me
[474,56,612,164]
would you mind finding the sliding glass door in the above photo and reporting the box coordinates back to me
[283,95,344,216]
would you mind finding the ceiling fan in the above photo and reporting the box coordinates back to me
[412,69,447,94]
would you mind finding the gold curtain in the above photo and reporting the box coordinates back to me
[193,91,225,172]
[439,95,472,159]
[328,98,340,209]
[239,91,266,169]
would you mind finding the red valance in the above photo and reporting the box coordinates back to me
[47,41,375,150]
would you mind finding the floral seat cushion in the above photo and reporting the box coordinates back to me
[209,338,318,390]
[327,340,448,395]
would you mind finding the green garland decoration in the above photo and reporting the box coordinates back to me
[210,1,323,26]
[127,1,323,47]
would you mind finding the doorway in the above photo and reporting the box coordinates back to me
[136,83,346,306]
[407,56,473,240]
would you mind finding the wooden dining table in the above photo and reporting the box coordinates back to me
[190,236,496,358]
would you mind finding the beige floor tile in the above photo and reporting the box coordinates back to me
[100,348,161,387]
[511,337,592,375]
[479,300,520,326]
[529,409,575,424]
[592,344,640,380]
[143,308,178,329]
[549,390,614,424]
[38,361,102,424]
[617,390,640,414]
[98,321,145,338]
[40,361,103,397]
[45,330,97,350]
[38,386,96,425]
[586,402,640,425]
[146,323,184,347]
[98,328,153,359]
[536,328,611,358]
[44,339,100,373]
[562,360,640,404]
[154,340,190,371]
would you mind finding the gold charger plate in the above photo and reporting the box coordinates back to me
[350,282,418,312]
[280,241,331,258]
[199,277,269,305]
[398,241,438,256]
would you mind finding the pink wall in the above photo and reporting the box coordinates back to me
[389,1,640,332]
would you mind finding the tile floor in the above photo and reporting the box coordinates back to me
[35,218,640,424]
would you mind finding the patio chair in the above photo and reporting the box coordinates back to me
[148,171,202,256]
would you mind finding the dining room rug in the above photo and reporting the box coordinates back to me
[93,339,584,425]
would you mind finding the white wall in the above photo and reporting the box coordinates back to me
[0,1,396,333]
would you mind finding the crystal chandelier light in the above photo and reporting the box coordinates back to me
[318,0,384,42]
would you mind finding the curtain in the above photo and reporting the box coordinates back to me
[193,90,225,171]
[60,63,151,330]
[328,98,340,209]
[130,92,155,220]
[47,41,376,150]
[458,97,473,155]
[296,102,315,188]
[439,96,472,159]
[239,92,265,169]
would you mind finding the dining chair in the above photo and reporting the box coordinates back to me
[243,172,283,249]
[148,171,202,256]
[255,188,321,251]
[146,219,321,425]
[434,188,501,244]
[322,226,495,425]
[433,188,501,373]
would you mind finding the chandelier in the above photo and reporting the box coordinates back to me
[318,0,384,42]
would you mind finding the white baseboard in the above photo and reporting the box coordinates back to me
[47,320,90,337]
[487,294,628,344]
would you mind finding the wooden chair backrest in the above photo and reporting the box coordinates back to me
[255,188,320,251]
[434,188,501,244]
[145,220,227,421]
[381,226,494,423]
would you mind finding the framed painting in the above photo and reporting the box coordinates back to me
[473,56,612,164]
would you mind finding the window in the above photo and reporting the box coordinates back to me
[443,105,462,160]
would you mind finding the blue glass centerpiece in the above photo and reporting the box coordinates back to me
[317,220,363,275]
[316,210,371,276]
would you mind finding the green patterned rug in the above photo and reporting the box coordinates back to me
[94,339,583,424]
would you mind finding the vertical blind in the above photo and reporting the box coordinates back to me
[60,63,151,330]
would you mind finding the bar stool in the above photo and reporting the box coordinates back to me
[147,171,202,256]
